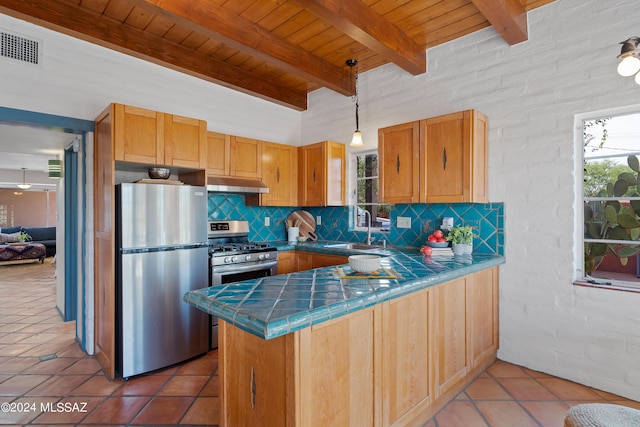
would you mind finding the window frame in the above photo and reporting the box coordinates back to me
[576,110,640,291]
[351,150,390,233]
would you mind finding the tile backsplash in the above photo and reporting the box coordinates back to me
[208,194,504,255]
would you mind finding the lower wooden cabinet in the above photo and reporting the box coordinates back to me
[467,266,499,369]
[220,320,293,426]
[277,251,348,274]
[309,252,348,269]
[433,277,469,398]
[382,289,431,425]
[220,266,498,427]
[277,251,297,275]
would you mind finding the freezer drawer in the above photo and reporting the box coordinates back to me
[118,246,208,378]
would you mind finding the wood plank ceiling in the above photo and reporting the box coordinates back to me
[0,0,555,110]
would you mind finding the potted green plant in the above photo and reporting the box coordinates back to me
[446,225,476,255]
[17,231,31,244]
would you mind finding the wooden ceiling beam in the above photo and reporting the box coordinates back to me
[294,0,426,75]
[134,0,352,96]
[0,0,307,110]
[470,0,528,45]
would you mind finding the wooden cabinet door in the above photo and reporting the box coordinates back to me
[262,142,297,206]
[94,105,116,379]
[326,141,346,206]
[221,321,292,427]
[277,251,297,274]
[299,143,325,206]
[382,290,431,425]
[424,112,466,203]
[164,114,206,168]
[113,104,164,164]
[467,267,498,369]
[378,121,420,204]
[432,277,468,398]
[311,253,348,269]
[296,252,313,272]
[298,141,346,207]
[206,131,230,176]
[231,136,262,178]
[298,307,378,427]
[423,110,488,203]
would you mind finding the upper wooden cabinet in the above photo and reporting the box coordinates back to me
[298,141,346,206]
[379,110,488,204]
[113,104,207,169]
[378,121,421,204]
[260,142,298,206]
[231,136,262,179]
[164,114,207,169]
[113,104,164,164]
[423,110,488,203]
[207,133,262,179]
[206,132,230,176]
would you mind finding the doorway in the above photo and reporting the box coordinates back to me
[0,106,93,342]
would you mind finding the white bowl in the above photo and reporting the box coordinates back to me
[348,255,381,274]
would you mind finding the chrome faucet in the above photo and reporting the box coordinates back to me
[363,210,374,245]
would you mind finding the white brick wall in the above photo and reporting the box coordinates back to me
[303,0,640,401]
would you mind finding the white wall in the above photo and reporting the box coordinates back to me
[303,0,640,401]
[0,15,301,145]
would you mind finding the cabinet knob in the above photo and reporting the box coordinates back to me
[396,154,400,173]
[442,148,447,170]
[276,166,280,183]
[313,167,316,181]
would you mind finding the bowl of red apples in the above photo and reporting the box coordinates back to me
[425,230,449,248]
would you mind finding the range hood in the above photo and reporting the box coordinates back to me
[206,176,269,194]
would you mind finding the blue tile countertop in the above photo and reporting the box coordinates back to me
[184,243,505,340]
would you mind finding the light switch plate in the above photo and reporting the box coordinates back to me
[397,216,411,229]
[264,217,270,226]
[316,216,322,225]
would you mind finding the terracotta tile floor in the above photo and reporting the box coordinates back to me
[2,260,639,426]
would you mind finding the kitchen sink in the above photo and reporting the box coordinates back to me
[325,243,382,251]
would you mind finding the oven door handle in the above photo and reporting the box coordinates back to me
[211,260,278,274]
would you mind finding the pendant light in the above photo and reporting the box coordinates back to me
[346,59,363,147]
[17,168,32,190]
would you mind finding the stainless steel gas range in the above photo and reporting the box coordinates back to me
[207,220,278,349]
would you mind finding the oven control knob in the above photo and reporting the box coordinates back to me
[231,256,238,262]
[224,257,231,263]
[264,253,271,259]
[258,254,265,260]
[245,255,251,261]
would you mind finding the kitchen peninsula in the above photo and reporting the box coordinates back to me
[184,245,504,427]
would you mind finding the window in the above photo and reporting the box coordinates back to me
[354,152,390,232]
[582,113,640,288]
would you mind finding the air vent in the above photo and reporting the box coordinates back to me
[1,29,42,67]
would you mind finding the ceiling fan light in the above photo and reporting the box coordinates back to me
[617,55,640,76]
[351,130,363,147]
[17,183,32,189]
[635,71,640,85]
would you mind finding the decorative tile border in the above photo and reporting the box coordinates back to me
[208,194,504,255]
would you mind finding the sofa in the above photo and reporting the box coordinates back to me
[0,226,56,258]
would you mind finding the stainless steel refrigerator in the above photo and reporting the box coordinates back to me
[115,183,209,378]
